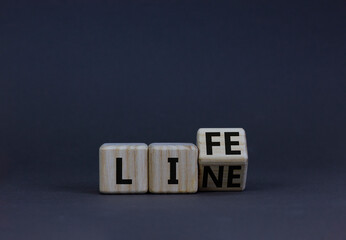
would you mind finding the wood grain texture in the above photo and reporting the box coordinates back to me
[99,143,148,194]
[149,143,198,193]
[198,163,248,191]
[197,128,248,191]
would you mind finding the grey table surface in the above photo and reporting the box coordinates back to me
[1,161,345,240]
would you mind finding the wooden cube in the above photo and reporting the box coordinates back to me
[99,143,148,193]
[149,143,198,193]
[197,128,248,191]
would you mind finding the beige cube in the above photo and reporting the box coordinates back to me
[197,128,248,191]
[149,143,198,193]
[99,143,148,193]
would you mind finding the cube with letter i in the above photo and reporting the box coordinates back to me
[197,128,248,191]
[149,143,198,193]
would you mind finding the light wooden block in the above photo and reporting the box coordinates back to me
[197,128,248,191]
[149,143,198,193]
[99,143,148,193]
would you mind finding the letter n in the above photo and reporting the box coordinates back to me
[202,166,224,188]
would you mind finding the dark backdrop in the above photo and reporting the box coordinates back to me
[0,1,345,239]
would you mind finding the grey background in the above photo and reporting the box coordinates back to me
[0,1,345,239]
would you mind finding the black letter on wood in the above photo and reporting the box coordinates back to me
[116,158,132,184]
[202,166,224,188]
[206,132,221,155]
[224,132,241,155]
[227,166,241,187]
[168,158,179,184]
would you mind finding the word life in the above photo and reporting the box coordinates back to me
[99,128,248,194]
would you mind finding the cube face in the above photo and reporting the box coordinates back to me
[197,128,248,164]
[149,143,198,193]
[198,163,247,191]
[197,128,248,191]
[99,143,148,193]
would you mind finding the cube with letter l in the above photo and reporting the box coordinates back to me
[99,143,148,193]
